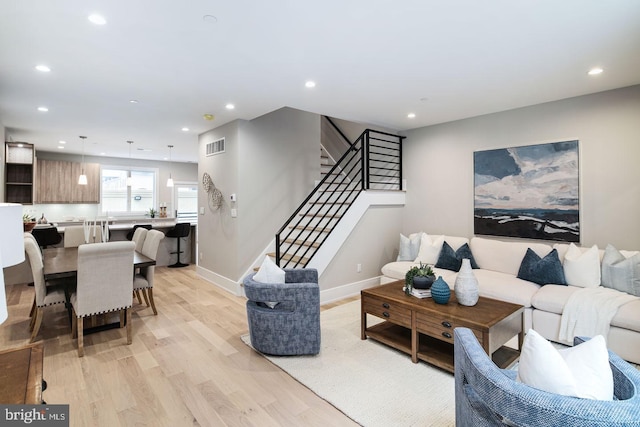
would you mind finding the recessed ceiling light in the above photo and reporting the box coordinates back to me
[225,103,235,110]
[35,65,50,72]
[305,81,316,88]
[58,146,64,149]
[407,113,416,119]
[163,157,168,161]
[588,67,604,76]
[129,99,139,104]
[181,127,190,132]
[203,15,218,24]
[59,140,66,144]
[203,113,215,121]
[88,14,107,25]
[137,148,152,152]
[37,106,48,112]
[100,152,106,156]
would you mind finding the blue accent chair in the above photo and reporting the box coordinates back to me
[454,327,640,427]
[243,268,320,356]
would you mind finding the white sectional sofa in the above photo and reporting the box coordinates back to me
[380,234,640,364]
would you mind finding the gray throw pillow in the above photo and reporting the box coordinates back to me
[601,244,640,296]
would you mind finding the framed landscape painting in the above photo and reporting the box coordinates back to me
[473,140,580,242]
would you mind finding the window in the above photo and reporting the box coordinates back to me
[101,167,157,214]
[174,183,198,221]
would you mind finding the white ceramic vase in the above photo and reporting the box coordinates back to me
[455,258,479,306]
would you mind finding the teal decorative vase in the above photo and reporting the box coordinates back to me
[431,276,450,304]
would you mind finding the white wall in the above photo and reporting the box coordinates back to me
[403,85,640,249]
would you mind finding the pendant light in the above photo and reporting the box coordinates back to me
[78,135,88,185]
[126,140,133,186]
[166,145,174,187]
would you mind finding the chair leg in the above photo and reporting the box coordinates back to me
[29,308,43,343]
[77,317,84,357]
[147,288,158,315]
[142,289,150,307]
[29,298,36,318]
[126,309,132,345]
[135,290,143,304]
[71,311,77,338]
[119,310,125,328]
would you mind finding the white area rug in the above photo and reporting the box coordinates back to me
[241,301,455,426]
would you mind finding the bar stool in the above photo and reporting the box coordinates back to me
[166,223,191,268]
[31,227,62,248]
[126,224,152,241]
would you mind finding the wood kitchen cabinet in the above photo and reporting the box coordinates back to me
[4,142,35,204]
[36,159,100,203]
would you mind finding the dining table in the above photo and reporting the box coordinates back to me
[42,245,155,334]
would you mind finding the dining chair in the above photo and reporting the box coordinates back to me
[131,227,149,253]
[133,230,164,315]
[70,241,135,357]
[24,236,69,342]
[63,225,102,247]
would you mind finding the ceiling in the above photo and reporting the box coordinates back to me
[1,1,639,163]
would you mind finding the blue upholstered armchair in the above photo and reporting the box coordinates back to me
[454,327,640,427]
[243,269,320,356]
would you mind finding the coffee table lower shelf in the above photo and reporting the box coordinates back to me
[364,321,519,373]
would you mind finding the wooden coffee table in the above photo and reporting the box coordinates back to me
[361,281,523,373]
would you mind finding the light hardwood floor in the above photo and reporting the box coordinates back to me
[2,266,359,426]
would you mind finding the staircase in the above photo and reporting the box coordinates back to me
[273,124,404,269]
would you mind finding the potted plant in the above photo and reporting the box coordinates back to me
[23,213,36,232]
[149,208,157,218]
[405,262,436,293]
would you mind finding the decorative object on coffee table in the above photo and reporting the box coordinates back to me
[430,276,451,304]
[405,262,436,294]
[455,258,479,306]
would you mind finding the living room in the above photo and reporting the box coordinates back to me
[2,2,640,426]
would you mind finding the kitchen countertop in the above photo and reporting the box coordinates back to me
[39,218,197,232]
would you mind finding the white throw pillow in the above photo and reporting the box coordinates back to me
[414,234,444,264]
[253,256,285,284]
[563,243,601,288]
[516,329,613,400]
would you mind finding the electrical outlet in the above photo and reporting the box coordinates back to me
[357,263,362,273]
[199,252,203,260]
[231,208,237,218]
[199,207,205,215]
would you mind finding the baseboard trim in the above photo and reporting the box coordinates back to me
[319,276,381,305]
[196,266,242,296]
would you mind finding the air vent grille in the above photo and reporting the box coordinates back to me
[206,138,225,156]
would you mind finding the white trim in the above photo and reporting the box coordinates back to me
[196,265,242,295]
[319,276,381,305]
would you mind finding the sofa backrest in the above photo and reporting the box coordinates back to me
[470,237,553,276]
[442,235,469,251]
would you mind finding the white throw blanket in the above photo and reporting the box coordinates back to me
[559,286,638,343]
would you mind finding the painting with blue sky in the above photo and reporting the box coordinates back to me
[474,140,579,242]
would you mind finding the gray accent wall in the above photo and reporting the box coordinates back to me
[403,84,640,250]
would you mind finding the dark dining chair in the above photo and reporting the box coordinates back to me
[166,223,190,268]
[31,227,62,248]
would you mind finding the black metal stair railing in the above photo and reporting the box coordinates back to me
[275,128,405,268]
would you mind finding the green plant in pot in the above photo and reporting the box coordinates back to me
[149,208,157,218]
[405,262,436,294]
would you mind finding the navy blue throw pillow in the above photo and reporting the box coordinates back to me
[517,248,567,286]
[435,242,479,272]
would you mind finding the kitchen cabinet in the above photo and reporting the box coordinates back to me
[36,159,100,203]
[4,142,35,204]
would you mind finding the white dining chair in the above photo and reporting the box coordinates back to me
[133,230,164,315]
[131,227,148,253]
[70,241,135,357]
[63,225,102,247]
[24,236,69,342]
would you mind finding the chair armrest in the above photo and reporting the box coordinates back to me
[284,268,318,284]
[243,273,319,305]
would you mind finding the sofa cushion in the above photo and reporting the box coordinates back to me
[473,269,540,308]
[397,232,423,261]
[531,284,580,314]
[517,248,566,286]
[435,242,478,271]
[470,237,552,276]
[611,299,640,331]
[601,244,640,297]
[561,244,601,288]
